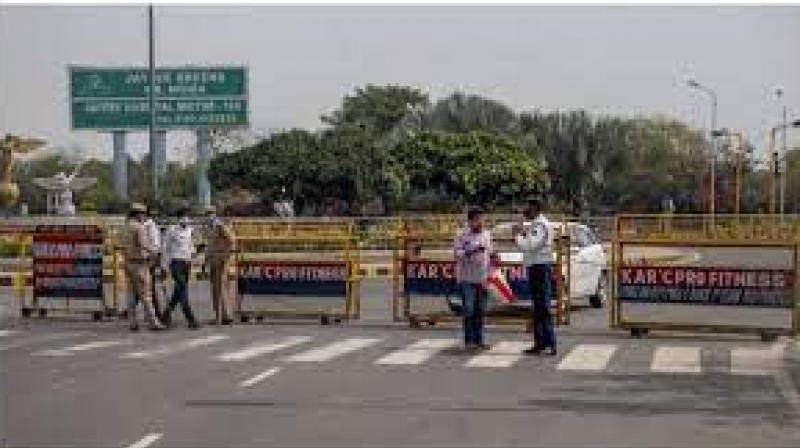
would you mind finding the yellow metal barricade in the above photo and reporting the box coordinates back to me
[611,214,800,340]
[233,219,360,324]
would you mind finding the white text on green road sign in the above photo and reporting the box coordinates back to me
[69,66,249,129]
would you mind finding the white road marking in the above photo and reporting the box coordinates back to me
[216,336,311,362]
[730,343,786,376]
[239,367,281,388]
[557,344,618,371]
[126,432,163,448]
[375,338,457,365]
[651,346,702,374]
[286,337,382,362]
[0,330,17,337]
[0,332,91,352]
[34,339,126,357]
[466,341,530,368]
[121,334,229,359]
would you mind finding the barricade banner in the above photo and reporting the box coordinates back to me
[618,265,794,308]
[238,260,348,297]
[15,224,114,320]
[404,259,531,298]
[32,225,104,300]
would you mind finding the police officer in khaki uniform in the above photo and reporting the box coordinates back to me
[124,203,164,331]
[204,206,236,325]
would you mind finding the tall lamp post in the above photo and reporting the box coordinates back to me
[687,78,719,215]
[775,88,788,216]
[711,128,747,215]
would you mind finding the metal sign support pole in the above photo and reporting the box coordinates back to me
[112,131,128,201]
[196,129,212,209]
[148,4,158,204]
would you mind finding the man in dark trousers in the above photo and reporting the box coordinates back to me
[161,208,200,329]
[453,206,493,351]
[514,198,557,356]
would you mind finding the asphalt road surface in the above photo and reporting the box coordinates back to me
[2,275,800,448]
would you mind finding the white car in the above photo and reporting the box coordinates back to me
[492,221,608,308]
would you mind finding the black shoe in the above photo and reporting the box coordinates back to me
[160,314,172,328]
[523,346,544,355]
[208,317,232,325]
[477,344,491,351]
[148,324,166,332]
[129,324,140,332]
[188,322,200,330]
[543,347,557,356]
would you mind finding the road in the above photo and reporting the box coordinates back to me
[2,277,800,448]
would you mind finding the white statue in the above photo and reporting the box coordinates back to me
[33,165,97,216]
[273,186,295,218]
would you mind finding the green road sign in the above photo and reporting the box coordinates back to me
[70,66,249,130]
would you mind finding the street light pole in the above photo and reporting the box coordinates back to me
[710,90,718,215]
[769,127,777,214]
[148,4,157,205]
[783,104,788,214]
[687,79,718,215]
[775,87,788,216]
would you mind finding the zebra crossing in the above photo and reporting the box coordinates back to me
[34,339,128,357]
[286,337,381,362]
[0,328,793,377]
[216,335,311,362]
[375,338,457,365]
[121,334,230,359]
[650,346,702,374]
[465,341,530,368]
[557,344,618,372]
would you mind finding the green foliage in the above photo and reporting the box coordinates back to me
[321,84,429,133]
[11,82,750,216]
[388,130,546,207]
[208,84,720,215]
[423,92,519,134]
[518,112,709,213]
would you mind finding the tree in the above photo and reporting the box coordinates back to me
[517,111,709,214]
[321,84,429,134]
[422,92,520,134]
[208,85,717,215]
[387,130,546,209]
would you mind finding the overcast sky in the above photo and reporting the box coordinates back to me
[1,4,798,162]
